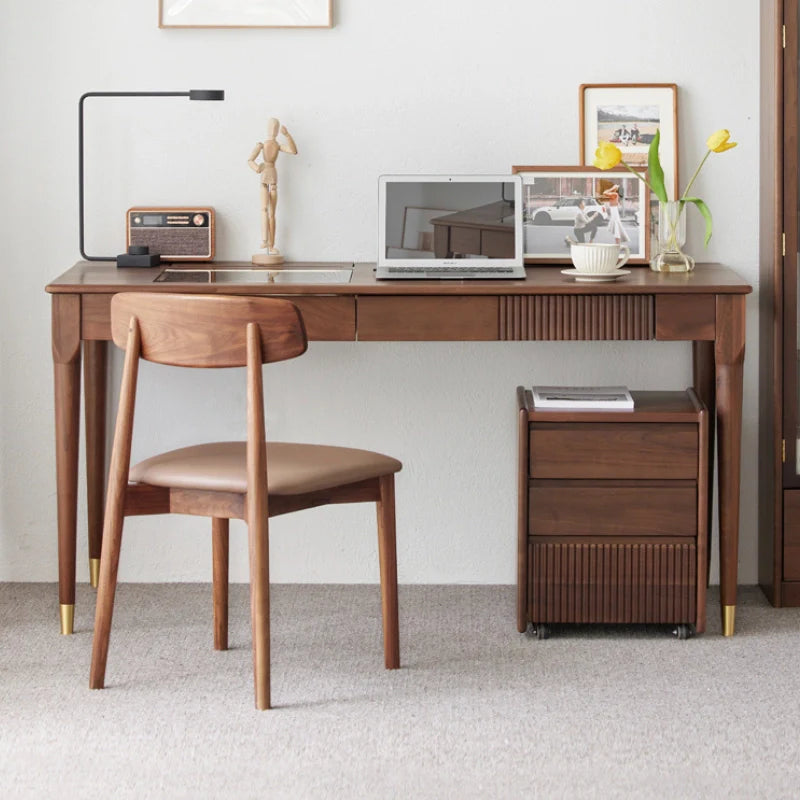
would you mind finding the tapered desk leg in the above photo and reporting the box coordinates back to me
[715,295,746,636]
[693,341,716,588]
[52,295,82,634]
[84,340,107,588]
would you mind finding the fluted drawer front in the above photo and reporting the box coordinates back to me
[500,295,655,340]
[528,541,696,624]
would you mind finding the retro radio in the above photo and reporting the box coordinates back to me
[126,207,215,262]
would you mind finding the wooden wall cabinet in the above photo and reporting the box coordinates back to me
[517,389,708,637]
[759,0,800,605]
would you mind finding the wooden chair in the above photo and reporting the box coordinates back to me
[90,293,401,709]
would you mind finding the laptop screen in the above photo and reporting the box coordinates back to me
[378,176,522,267]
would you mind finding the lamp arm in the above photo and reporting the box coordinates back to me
[78,91,193,261]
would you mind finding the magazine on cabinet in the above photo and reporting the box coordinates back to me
[531,385,634,410]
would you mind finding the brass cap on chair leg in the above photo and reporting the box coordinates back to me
[89,558,101,589]
[60,604,75,635]
[722,605,736,637]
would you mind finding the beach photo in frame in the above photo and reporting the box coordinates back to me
[511,166,650,264]
[159,0,333,28]
[580,83,678,199]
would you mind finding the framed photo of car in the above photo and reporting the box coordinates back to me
[579,83,678,199]
[511,166,650,264]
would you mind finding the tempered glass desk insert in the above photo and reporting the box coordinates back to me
[155,268,353,285]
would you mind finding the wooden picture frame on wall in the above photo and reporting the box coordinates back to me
[579,83,678,199]
[159,0,333,28]
[511,165,650,264]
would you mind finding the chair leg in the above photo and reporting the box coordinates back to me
[89,507,126,689]
[212,517,229,651]
[247,514,271,710]
[376,474,400,669]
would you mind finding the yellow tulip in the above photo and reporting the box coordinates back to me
[593,141,622,170]
[706,129,737,153]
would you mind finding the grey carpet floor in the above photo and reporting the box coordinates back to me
[1,583,800,799]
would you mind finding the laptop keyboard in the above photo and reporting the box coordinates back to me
[385,266,516,274]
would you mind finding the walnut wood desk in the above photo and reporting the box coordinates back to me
[46,261,751,636]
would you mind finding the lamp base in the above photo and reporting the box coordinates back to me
[117,245,161,268]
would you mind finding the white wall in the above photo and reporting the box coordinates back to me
[0,1,761,585]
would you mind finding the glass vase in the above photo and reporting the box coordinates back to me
[650,201,695,273]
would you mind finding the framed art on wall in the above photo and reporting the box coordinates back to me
[579,83,678,199]
[511,166,650,264]
[159,0,333,28]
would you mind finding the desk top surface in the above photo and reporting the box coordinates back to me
[47,261,752,296]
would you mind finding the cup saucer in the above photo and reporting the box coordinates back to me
[560,268,631,283]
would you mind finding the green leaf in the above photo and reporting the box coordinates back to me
[683,196,713,246]
[647,129,668,203]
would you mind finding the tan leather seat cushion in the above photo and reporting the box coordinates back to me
[129,442,401,495]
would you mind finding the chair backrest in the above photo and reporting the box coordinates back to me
[110,293,308,367]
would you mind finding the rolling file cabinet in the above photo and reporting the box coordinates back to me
[516,388,708,638]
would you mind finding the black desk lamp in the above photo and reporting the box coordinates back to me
[79,89,225,267]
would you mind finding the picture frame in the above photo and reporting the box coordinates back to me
[511,166,650,264]
[159,0,333,28]
[579,83,678,199]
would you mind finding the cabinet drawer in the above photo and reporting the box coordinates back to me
[529,483,697,537]
[528,540,697,624]
[530,422,698,479]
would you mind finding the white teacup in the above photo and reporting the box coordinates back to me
[570,242,630,273]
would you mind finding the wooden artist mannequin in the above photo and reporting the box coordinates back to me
[248,117,297,265]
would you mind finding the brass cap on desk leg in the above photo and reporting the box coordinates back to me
[722,605,736,637]
[60,604,75,636]
[89,558,100,589]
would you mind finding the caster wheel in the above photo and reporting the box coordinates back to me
[534,623,551,640]
[673,624,691,640]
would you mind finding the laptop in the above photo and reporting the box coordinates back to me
[376,175,525,279]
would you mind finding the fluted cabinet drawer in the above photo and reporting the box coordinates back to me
[528,540,697,624]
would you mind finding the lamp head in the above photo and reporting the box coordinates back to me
[189,89,225,101]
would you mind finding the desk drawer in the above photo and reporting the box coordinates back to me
[81,294,355,341]
[289,297,355,341]
[529,482,697,537]
[529,422,697,479]
[357,296,498,340]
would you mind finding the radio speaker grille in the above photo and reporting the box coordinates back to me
[129,228,211,258]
